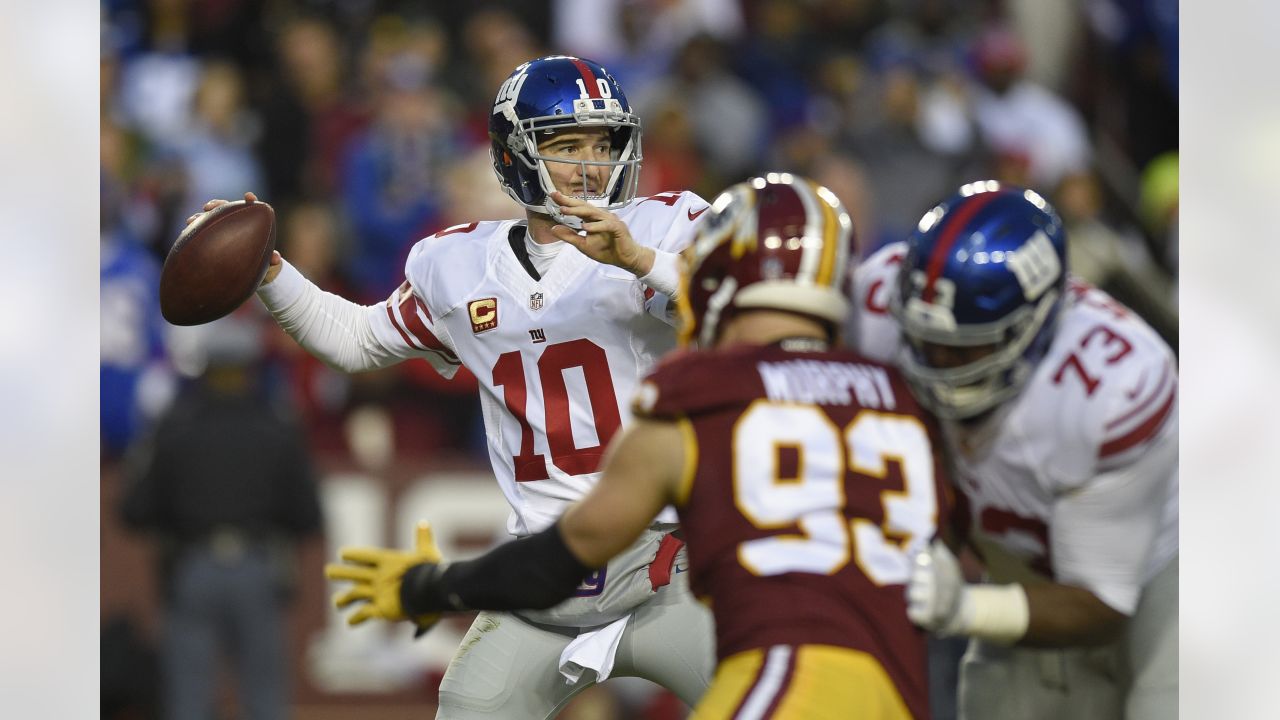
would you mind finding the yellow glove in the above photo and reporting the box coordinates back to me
[324,522,443,632]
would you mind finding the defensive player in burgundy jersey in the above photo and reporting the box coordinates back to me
[194,57,716,718]
[852,182,1177,719]
[325,174,953,719]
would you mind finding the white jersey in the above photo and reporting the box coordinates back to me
[853,242,1179,616]
[367,191,707,535]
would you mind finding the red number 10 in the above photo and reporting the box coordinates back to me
[492,339,622,482]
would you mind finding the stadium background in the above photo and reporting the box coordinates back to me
[98,1,1178,718]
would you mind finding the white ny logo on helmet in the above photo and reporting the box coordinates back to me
[1005,230,1060,301]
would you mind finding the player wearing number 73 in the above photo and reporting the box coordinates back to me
[851,183,1178,719]
[326,175,954,719]
[193,56,718,717]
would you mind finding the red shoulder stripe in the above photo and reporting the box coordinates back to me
[1105,361,1173,432]
[387,295,460,365]
[1099,383,1176,458]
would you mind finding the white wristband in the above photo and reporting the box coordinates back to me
[256,258,307,310]
[639,249,681,299]
[957,584,1030,645]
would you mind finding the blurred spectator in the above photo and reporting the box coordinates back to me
[100,222,175,458]
[552,0,745,93]
[733,0,821,134]
[452,8,544,136]
[842,62,978,250]
[114,0,201,149]
[811,0,891,53]
[101,118,175,458]
[636,100,708,197]
[1006,0,1082,91]
[121,314,323,720]
[1055,170,1177,345]
[969,24,1092,191]
[267,202,356,448]
[438,145,525,225]
[637,33,767,183]
[1078,0,1177,168]
[258,15,369,205]
[175,60,265,231]
[864,0,972,80]
[340,18,462,301]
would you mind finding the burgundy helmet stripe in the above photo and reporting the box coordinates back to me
[757,182,809,279]
[569,58,602,98]
[922,192,1000,303]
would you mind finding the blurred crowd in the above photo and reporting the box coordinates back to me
[100,0,1178,464]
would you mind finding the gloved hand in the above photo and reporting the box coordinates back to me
[324,522,443,633]
[906,539,971,636]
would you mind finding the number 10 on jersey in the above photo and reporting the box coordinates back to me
[492,338,622,482]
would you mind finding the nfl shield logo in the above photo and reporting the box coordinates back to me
[529,292,544,311]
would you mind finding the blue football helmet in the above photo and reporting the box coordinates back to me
[489,56,642,224]
[891,181,1067,419]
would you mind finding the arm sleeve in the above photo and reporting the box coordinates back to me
[257,259,460,376]
[1050,419,1177,615]
[400,522,594,615]
[639,248,681,298]
[642,191,707,325]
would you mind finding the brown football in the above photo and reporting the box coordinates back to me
[159,199,276,326]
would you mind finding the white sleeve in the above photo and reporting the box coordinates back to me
[1049,422,1176,615]
[642,191,707,325]
[256,260,458,376]
[639,248,681,298]
[846,242,907,362]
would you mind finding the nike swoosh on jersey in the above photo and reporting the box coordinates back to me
[688,207,708,221]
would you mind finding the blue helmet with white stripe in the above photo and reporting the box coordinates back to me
[891,181,1067,419]
[489,56,642,221]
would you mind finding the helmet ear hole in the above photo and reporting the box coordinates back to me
[502,151,513,166]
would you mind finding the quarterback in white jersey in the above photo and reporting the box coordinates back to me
[197,56,716,718]
[852,183,1177,719]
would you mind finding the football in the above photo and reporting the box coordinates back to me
[159,199,276,326]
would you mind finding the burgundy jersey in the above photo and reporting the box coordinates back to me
[635,342,950,720]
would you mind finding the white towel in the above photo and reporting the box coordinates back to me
[557,615,630,685]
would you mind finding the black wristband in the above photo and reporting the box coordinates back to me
[400,522,594,616]
[400,562,458,616]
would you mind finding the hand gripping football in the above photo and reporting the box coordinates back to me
[159,198,276,325]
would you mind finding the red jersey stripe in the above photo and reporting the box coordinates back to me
[403,297,455,358]
[386,303,426,352]
[386,301,461,366]
[923,192,999,303]
[1105,361,1173,432]
[647,532,685,590]
[1100,384,1176,458]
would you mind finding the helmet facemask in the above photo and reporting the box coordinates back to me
[893,285,1062,420]
[494,98,642,227]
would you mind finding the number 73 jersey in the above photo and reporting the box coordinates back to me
[366,192,704,536]
[853,241,1179,615]
[635,343,951,720]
